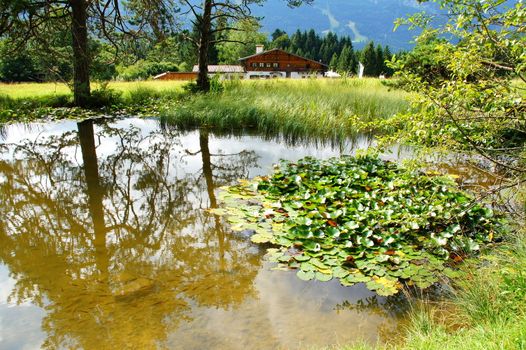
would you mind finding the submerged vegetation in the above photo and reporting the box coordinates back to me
[213,155,500,296]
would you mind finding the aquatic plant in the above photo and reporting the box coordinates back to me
[213,155,500,296]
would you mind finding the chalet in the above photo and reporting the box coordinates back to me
[153,45,328,80]
[239,45,328,79]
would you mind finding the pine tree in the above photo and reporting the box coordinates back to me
[375,44,384,76]
[361,41,377,76]
[329,53,338,70]
[337,45,351,72]
[383,45,394,76]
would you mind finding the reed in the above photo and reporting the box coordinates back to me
[162,78,410,141]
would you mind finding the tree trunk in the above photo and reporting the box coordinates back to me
[199,129,225,267]
[196,0,212,92]
[70,0,91,107]
[78,120,108,276]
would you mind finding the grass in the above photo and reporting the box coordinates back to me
[0,80,187,122]
[0,80,186,99]
[162,78,410,141]
[335,229,526,350]
[0,78,410,140]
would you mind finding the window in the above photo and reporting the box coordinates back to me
[266,63,271,68]
[273,63,279,68]
[252,62,257,68]
[259,62,265,67]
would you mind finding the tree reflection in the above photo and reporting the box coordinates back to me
[0,120,262,349]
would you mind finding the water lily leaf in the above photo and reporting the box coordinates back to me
[294,255,310,262]
[344,272,370,284]
[332,266,350,279]
[215,155,501,296]
[315,272,333,282]
[297,270,315,281]
[300,262,316,272]
[251,233,273,244]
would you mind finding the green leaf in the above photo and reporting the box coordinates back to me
[297,270,315,281]
[315,272,333,282]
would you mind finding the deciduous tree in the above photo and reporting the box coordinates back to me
[0,0,175,106]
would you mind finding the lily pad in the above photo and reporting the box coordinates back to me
[216,155,502,296]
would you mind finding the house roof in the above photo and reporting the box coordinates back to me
[192,65,245,73]
[238,48,329,67]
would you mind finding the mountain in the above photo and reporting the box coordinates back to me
[252,0,441,51]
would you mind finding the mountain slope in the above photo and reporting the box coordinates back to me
[252,0,440,50]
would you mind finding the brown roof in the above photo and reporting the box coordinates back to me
[238,48,328,67]
[192,65,245,73]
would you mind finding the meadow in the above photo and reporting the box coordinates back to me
[0,80,187,99]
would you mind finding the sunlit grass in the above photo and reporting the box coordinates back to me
[0,80,186,99]
[163,78,410,141]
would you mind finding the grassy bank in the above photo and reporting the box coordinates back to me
[162,78,410,141]
[0,80,187,122]
[0,79,408,131]
[334,229,526,350]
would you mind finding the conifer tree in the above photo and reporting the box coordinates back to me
[329,53,338,71]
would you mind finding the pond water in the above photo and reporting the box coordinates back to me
[0,118,492,350]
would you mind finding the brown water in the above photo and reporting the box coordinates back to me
[0,118,486,350]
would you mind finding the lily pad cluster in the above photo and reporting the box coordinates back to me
[214,155,500,296]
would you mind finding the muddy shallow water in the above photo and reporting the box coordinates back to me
[0,118,493,350]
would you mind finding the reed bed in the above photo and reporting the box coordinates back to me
[163,78,410,141]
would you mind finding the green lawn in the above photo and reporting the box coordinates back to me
[0,80,187,99]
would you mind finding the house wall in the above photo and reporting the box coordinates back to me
[154,72,198,81]
[243,50,327,74]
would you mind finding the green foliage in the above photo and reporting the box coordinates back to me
[388,35,452,87]
[387,0,526,172]
[116,60,180,81]
[0,51,40,82]
[213,155,500,296]
[217,19,268,64]
[87,83,122,108]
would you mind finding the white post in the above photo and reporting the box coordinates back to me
[358,62,365,79]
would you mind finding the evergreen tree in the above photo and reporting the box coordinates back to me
[383,45,394,76]
[337,45,352,72]
[361,41,378,76]
[329,53,338,70]
[271,29,287,42]
[375,44,384,76]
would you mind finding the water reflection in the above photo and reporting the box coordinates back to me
[0,118,405,349]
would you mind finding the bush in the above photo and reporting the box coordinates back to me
[117,60,180,81]
[87,83,122,108]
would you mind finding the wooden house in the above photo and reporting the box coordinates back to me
[154,45,328,81]
[239,45,328,79]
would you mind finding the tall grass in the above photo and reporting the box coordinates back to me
[162,78,410,141]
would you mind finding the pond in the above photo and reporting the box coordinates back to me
[0,118,494,350]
